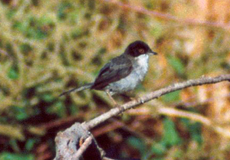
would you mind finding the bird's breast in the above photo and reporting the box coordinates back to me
[105,54,149,95]
[133,54,149,81]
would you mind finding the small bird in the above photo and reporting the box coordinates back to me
[60,40,157,105]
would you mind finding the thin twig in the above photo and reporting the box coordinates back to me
[101,0,230,30]
[158,106,230,138]
[73,136,93,160]
[103,157,116,160]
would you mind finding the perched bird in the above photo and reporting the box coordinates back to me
[60,40,157,105]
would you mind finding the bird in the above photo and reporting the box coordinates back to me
[60,40,157,105]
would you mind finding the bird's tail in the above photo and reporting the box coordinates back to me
[59,83,93,97]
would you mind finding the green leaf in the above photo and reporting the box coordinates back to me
[46,101,66,118]
[13,21,29,33]
[11,106,29,121]
[13,16,54,40]
[151,142,166,156]
[162,90,180,103]
[41,93,55,102]
[6,10,17,19]
[70,105,79,115]
[8,67,19,80]
[9,139,20,152]
[37,16,54,25]
[161,118,182,146]
[180,118,203,144]
[127,137,146,155]
[0,152,34,160]
[25,138,37,151]
[167,56,185,75]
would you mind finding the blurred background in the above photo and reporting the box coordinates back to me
[0,0,230,160]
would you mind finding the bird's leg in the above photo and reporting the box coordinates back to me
[130,95,144,104]
[106,90,119,107]
[121,92,136,101]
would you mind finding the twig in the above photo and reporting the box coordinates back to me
[101,0,230,30]
[92,119,124,137]
[73,136,93,160]
[38,115,81,130]
[103,157,116,160]
[84,74,230,130]
[158,107,230,138]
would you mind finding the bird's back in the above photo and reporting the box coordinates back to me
[103,54,150,95]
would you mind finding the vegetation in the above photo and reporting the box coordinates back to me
[0,0,229,159]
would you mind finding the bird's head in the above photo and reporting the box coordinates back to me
[125,40,157,57]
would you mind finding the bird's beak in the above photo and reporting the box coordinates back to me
[149,50,158,55]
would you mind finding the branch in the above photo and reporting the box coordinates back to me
[73,136,93,159]
[101,0,230,30]
[54,74,230,159]
[54,123,105,160]
[84,74,230,130]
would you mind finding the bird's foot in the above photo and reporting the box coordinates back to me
[137,97,144,104]
[130,96,144,104]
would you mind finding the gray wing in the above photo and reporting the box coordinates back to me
[91,55,133,90]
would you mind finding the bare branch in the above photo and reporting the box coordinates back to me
[84,74,230,130]
[101,0,230,30]
[54,123,105,160]
[54,74,230,159]
[73,136,93,160]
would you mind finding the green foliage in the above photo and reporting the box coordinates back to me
[161,118,182,146]
[180,117,203,144]
[0,152,34,160]
[69,104,79,115]
[25,138,37,152]
[46,101,67,118]
[57,2,82,24]
[8,67,19,80]
[9,139,20,152]
[19,44,33,54]
[13,16,54,40]
[127,137,146,155]
[0,0,229,159]
[149,118,182,159]
[11,106,29,121]
[167,56,185,76]
[127,118,182,159]
[71,28,84,39]
[151,142,167,156]
[41,93,55,103]
[57,2,73,20]
[162,90,181,103]
[6,9,17,19]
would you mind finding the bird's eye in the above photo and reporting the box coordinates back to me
[138,48,145,54]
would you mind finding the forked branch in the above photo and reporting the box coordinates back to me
[54,74,230,160]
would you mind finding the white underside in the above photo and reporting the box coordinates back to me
[105,54,149,95]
